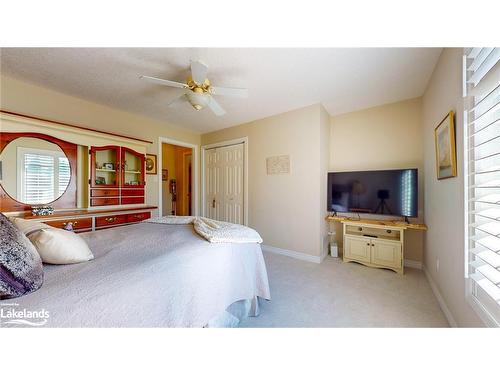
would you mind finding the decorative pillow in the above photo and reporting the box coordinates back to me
[28,228,94,265]
[0,213,44,300]
[9,217,51,237]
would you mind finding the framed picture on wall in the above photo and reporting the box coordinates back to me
[145,154,157,174]
[162,169,168,181]
[434,111,457,180]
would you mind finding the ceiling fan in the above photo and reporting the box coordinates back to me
[140,60,248,116]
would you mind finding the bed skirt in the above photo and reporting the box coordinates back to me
[206,296,261,328]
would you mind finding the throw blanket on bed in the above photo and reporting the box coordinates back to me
[145,216,263,244]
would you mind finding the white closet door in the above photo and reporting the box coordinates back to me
[204,148,222,220]
[204,143,244,224]
[220,143,244,224]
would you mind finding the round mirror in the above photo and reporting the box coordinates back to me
[0,136,71,205]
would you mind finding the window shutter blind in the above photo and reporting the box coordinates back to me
[58,156,70,196]
[23,153,55,204]
[466,47,500,324]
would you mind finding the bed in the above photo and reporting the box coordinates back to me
[9,222,271,327]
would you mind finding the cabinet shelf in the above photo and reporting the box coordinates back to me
[90,145,146,207]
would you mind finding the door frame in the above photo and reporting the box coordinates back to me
[201,137,248,225]
[182,151,192,215]
[157,137,199,217]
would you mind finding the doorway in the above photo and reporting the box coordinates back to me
[160,141,195,217]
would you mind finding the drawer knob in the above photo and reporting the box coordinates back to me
[105,217,117,223]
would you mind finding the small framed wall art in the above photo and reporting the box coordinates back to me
[145,154,157,174]
[434,111,457,180]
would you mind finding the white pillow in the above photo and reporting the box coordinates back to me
[9,217,51,237]
[28,228,94,265]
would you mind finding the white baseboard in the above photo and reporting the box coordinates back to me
[422,265,457,327]
[261,245,323,264]
[404,259,422,269]
[263,245,424,268]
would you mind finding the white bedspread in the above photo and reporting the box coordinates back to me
[145,216,263,244]
[6,223,270,327]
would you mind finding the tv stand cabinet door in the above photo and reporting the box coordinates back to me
[344,235,371,263]
[371,239,402,271]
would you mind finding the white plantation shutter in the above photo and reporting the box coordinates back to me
[23,153,55,204]
[58,156,70,196]
[18,149,71,205]
[465,47,500,325]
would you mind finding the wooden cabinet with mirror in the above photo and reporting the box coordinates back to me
[0,132,77,212]
[1,111,155,232]
[90,145,145,206]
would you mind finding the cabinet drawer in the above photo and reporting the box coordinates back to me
[126,211,151,223]
[43,217,93,230]
[91,197,120,206]
[121,188,145,196]
[121,196,145,205]
[344,235,371,262]
[91,189,119,197]
[95,214,127,227]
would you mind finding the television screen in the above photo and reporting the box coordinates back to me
[327,169,418,217]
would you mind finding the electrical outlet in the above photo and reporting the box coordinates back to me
[436,258,440,272]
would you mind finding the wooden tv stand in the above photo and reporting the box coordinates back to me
[325,216,427,274]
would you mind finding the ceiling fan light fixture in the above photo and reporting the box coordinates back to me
[140,60,247,117]
[186,91,209,111]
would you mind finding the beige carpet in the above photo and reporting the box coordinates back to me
[239,251,449,327]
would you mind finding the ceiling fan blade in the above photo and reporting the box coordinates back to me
[140,75,189,89]
[210,86,248,98]
[190,60,208,85]
[166,93,188,107]
[207,96,226,116]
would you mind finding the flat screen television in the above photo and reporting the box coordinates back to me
[327,169,418,218]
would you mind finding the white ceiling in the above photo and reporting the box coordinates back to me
[0,48,441,133]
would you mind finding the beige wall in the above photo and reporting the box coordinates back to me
[329,98,424,261]
[0,74,201,215]
[201,99,426,261]
[202,104,326,257]
[422,48,483,326]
